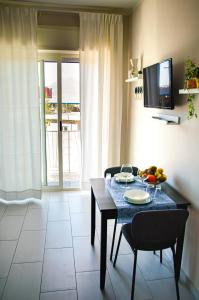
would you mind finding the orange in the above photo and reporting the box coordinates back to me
[147,175,157,183]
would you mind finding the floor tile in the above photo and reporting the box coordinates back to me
[108,254,153,300]
[162,248,174,270]
[4,204,28,216]
[48,203,70,221]
[69,194,90,214]
[150,250,174,274]
[148,277,195,300]
[49,192,68,203]
[23,209,47,230]
[91,221,130,260]
[67,191,89,198]
[96,213,116,232]
[81,182,91,191]
[42,192,51,201]
[0,278,7,298]
[0,216,24,240]
[71,213,90,237]
[0,241,17,277]
[137,250,173,281]
[13,230,45,263]
[2,262,42,300]
[28,199,49,210]
[46,221,72,248]
[76,271,115,300]
[0,203,6,220]
[107,225,131,256]
[96,208,101,230]
[41,248,76,292]
[40,290,77,300]
[73,236,100,272]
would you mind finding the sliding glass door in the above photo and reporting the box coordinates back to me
[38,58,81,189]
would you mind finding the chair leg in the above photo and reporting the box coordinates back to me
[113,229,122,267]
[110,219,117,261]
[153,250,163,263]
[171,246,180,300]
[131,250,138,300]
[160,250,163,264]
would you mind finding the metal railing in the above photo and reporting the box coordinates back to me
[45,116,81,184]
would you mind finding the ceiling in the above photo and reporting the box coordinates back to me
[14,0,139,9]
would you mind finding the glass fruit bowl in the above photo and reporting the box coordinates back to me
[138,166,167,188]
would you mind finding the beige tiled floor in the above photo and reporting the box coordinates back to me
[0,191,197,300]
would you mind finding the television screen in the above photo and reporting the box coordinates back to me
[143,58,174,109]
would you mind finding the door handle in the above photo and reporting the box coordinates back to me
[59,121,62,132]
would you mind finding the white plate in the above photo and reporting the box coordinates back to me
[124,189,152,205]
[114,172,135,183]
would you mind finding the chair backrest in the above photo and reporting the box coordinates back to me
[104,166,138,178]
[131,209,189,250]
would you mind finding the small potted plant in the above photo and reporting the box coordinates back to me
[184,58,198,89]
[184,59,198,119]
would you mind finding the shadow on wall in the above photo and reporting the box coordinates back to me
[183,207,199,290]
[173,61,185,106]
[173,174,199,292]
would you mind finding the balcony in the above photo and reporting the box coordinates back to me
[44,111,81,188]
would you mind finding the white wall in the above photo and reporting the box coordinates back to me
[128,0,199,293]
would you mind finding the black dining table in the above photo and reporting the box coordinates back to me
[90,178,190,289]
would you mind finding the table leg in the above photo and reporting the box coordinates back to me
[175,226,186,282]
[91,187,96,245]
[110,218,117,261]
[100,214,107,289]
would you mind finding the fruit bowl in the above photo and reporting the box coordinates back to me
[138,166,167,185]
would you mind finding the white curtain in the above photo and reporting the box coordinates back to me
[80,13,123,182]
[0,7,41,200]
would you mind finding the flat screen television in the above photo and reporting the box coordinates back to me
[143,58,174,109]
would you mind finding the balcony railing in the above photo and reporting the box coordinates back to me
[45,112,81,187]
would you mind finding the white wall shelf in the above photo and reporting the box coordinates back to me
[125,74,143,83]
[125,77,138,83]
[179,88,199,94]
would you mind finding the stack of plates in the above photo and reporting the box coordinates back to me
[124,189,151,205]
[114,172,135,183]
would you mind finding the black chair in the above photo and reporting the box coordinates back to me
[113,209,189,300]
[104,166,138,261]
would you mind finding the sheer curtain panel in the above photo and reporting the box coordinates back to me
[80,13,123,182]
[0,7,41,200]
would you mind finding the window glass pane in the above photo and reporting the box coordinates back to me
[45,62,57,103]
[62,62,81,188]
[62,63,79,104]
[44,62,59,186]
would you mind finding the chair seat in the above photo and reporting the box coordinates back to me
[122,223,176,251]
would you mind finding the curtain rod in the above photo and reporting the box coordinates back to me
[0,0,132,15]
